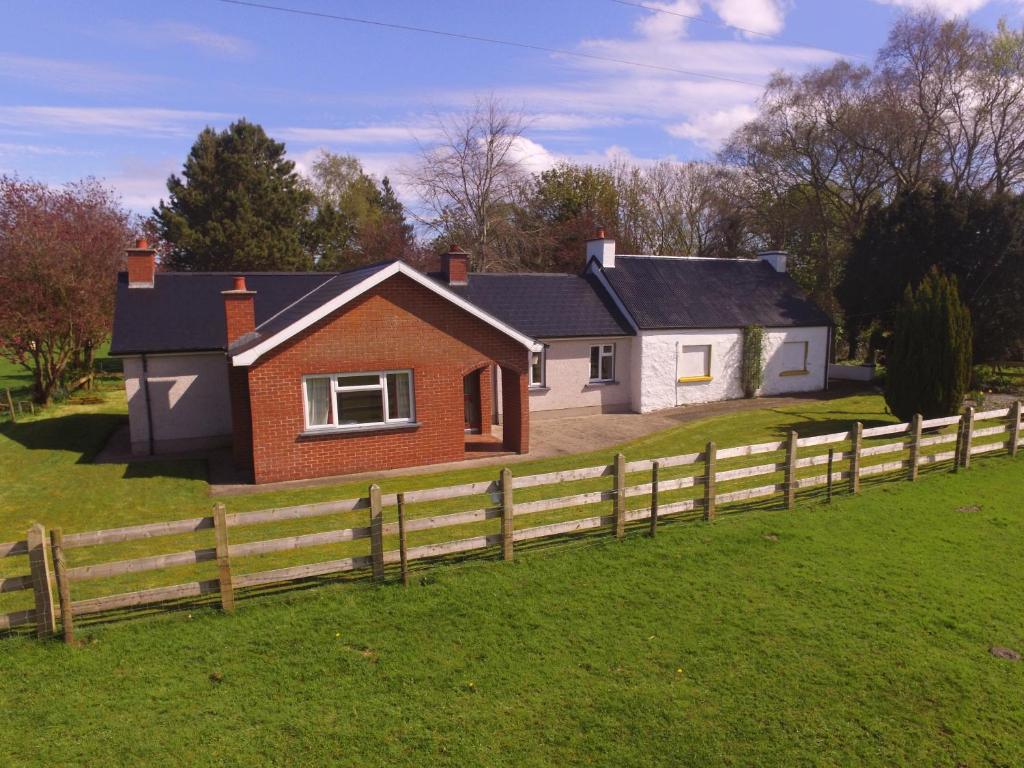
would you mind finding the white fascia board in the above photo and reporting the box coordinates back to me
[232,262,541,367]
[586,258,639,333]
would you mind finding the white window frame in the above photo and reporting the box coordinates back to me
[529,348,546,388]
[678,344,712,382]
[780,341,810,376]
[302,370,415,431]
[589,343,615,383]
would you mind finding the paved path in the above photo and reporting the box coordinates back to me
[209,383,871,497]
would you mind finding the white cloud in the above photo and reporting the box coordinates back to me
[0,106,229,137]
[0,53,166,94]
[871,0,1000,15]
[275,124,442,145]
[108,20,254,57]
[708,0,789,36]
[0,142,82,157]
[634,1,702,40]
[666,103,758,148]
[94,155,180,211]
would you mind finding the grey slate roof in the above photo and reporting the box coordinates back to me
[599,256,832,330]
[110,271,335,355]
[438,272,634,339]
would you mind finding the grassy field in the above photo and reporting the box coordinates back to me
[1,455,1022,766]
[0,388,901,611]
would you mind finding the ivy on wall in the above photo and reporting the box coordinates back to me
[742,325,765,398]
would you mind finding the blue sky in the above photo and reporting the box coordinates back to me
[2,0,1020,212]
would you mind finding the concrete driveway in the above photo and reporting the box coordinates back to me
[210,383,870,496]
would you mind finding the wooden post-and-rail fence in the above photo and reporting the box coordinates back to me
[1,402,1021,642]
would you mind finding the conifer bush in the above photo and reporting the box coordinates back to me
[885,268,972,420]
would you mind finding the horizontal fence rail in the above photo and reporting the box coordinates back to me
[5,401,1021,641]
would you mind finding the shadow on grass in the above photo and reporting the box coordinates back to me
[0,412,124,462]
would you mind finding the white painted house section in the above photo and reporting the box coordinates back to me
[123,353,233,455]
[633,326,829,413]
[529,337,632,413]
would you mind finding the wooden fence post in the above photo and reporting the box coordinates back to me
[26,523,55,638]
[649,460,660,537]
[1009,401,1021,458]
[703,442,716,521]
[49,528,73,644]
[908,413,922,482]
[212,503,234,613]
[850,422,862,494]
[369,484,384,582]
[397,492,409,585]
[961,406,975,469]
[784,431,798,510]
[613,453,626,539]
[500,468,514,561]
[4,388,15,423]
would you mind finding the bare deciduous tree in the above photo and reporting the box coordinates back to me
[405,97,530,271]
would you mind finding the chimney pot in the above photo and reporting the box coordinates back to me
[126,240,157,288]
[222,277,256,347]
[586,230,616,269]
[441,246,469,286]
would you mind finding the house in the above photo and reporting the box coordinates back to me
[110,234,831,483]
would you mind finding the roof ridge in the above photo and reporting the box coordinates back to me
[253,274,342,332]
[617,254,759,262]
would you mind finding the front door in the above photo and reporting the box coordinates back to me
[463,371,481,433]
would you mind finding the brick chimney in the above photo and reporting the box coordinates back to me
[223,276,256,346]
[126,238,157,288]
[758,250,788,273]
[586,228,616,269]
[441,245,469,286]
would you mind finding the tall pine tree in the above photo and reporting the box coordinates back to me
[885,268,972,420]
[155,119,315,271]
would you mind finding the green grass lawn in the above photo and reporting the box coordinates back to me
[1,456,1022,767]
[0,389,900,612]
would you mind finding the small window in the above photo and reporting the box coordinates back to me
[780,341,809,376]
[679,344,712,382]
[303,371,415,430]
[529,349,546,388]
[589,344,615,382]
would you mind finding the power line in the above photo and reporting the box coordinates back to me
[608,0,869,61]
[212,0,767,87]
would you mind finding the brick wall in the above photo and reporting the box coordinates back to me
[241,273,529,483]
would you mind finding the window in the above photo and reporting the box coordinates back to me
[529,348,546,388]
[303,371,414,431]
[589,344,615,382]
[780,341,809,376]
[679,344,712,382]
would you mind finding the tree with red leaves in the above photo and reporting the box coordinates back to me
[0,176,131,405]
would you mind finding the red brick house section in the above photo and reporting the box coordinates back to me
[238,273,530,483]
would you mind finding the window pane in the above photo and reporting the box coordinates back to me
[337,389,384,425]
[602,345,612,354]
[600,353,614,381]
[305,378,331,426]
[386,372,412,419]
[680,345,710,377]
[781,342,807,371]
[336,374,380,388]
[531,352,543,385]
[590,347,600,379]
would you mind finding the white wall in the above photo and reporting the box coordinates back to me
[635,326,829,413]
[123,353,233,454]
[760,326,830,396]
[528,337,632,413]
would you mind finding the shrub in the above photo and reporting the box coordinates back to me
[885,269,972,420]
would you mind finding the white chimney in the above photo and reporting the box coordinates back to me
[587,228,616,269]
[758,250,788,273]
